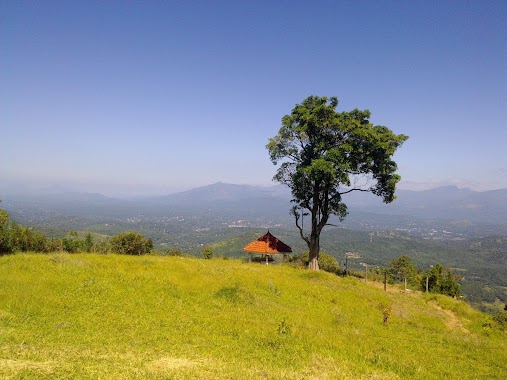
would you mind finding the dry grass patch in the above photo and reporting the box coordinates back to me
[146,356,201,373]
[0,358,54,376]
[429,302,470,333]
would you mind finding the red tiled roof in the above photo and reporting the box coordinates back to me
[243,231,292,254]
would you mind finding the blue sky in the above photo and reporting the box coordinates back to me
[1,1,506,196]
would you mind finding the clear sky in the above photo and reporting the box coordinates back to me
[1,1,506,196]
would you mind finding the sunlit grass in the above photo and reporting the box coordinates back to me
[0,253,506,379]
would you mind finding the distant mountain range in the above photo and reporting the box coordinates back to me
[347,186,507,225]
[152,183,507,224]
[2,182,506,234]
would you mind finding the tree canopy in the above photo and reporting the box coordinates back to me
[267,96,408,269]
[110,231,153,256]
[423,264,461,298]
[389,255,419,290]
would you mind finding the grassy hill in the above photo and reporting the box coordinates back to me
[1,253,506,379]
[208,228,507,312]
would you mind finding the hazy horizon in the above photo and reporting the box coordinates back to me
[1,178,505,199]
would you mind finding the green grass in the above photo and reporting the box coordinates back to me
[1,253,506,379]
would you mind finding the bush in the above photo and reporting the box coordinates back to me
[110,232,153,255]
[289,251,341,274]
[202,246,213,259]
[493,312,507,331]
[164,248,183,256]
[0,209,12,254]
[62,231,81,253]
[422,263,461,297]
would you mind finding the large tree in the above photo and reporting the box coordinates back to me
[267,96,408,270]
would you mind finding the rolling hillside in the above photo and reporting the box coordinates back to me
[1,253,505,379]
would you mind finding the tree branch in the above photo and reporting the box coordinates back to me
[339,187,371,195]
[293,207,310,246]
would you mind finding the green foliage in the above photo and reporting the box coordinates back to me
[0,210,100,255]
[62,231,81,253]
[389,255,420,289]
[423,263,461,297]
[267,95,408,269]
[83,233,93,253]
[214,285,241,304]
[0,208,8,226]
[202,245,213,259]
[9,222,50,253]
[0,209,13,254]
[378,302,392,324]
[93,240,110,254]
[277,318,292,335]
[289,251,341,274]
[493,311,507,331]
[164,248,183,256]
[109,231,153,255]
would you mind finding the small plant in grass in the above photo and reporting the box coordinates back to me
[268,280,282,296]
[277,318,291,335]
[378,302,392,325]
[215,285,240,304]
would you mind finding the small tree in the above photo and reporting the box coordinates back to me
[423,264,461,297]
[9,222,49,252]
[110,232,153,255]
[202,246,213,259]
[389,255,419,291]
[267,96,407,270]
[83,233,94,253]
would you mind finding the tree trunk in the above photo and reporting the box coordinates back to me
[308,233,320,270]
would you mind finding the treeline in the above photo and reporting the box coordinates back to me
[355,255,462,298]
[0,209,152,255]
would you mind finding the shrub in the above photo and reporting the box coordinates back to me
[0,209,12,254]
[202,246,213,259]
[164,248,183,256]
[493,312,507,331]
[110,232,153,255]
[422,263,461,297]
[289,251,341,274]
